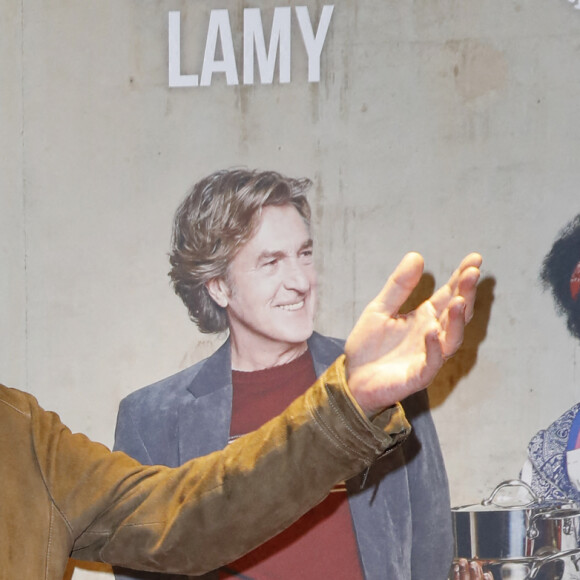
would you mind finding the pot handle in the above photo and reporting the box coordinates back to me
[528,547,580,578]
[482,479,540,508]
[527,506,580,540]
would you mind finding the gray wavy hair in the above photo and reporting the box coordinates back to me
[169,168,312,333]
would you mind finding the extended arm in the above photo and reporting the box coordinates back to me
[34,364,406,575]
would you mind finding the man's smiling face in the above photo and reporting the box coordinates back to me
[208,204,317,366]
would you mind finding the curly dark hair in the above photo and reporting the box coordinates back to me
[540,213,580,340]
[169,169,312,333]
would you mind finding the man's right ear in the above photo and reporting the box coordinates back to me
[206,278,230,308]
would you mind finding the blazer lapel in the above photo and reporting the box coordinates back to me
[308,332,345,378]
[178,340,234,464]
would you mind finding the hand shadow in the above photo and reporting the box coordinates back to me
[400,273,496,408]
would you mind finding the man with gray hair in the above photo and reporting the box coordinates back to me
[114,169,478,579]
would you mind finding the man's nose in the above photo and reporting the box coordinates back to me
[283,261,310,292]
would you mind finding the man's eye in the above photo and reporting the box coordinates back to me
[301,250,313,258]
[263,259,278,267]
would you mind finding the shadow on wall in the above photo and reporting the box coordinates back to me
[400,273,495,409]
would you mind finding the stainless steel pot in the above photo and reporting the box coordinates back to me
[452,480,580,579]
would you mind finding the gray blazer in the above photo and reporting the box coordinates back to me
[114,332,453,579]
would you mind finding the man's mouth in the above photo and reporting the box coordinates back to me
[276,300,305,311]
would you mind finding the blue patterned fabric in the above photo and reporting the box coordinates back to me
[527,402,580,502]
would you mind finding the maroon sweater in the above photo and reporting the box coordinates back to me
[219,350,364,580]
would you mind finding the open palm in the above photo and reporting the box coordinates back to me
[345,252,482,416]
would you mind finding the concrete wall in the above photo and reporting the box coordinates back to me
[3,1,580,577]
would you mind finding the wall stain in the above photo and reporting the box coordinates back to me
[446,39,508,101]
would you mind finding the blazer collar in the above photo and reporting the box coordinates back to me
[186,338,232,399]
[185,331,344,401]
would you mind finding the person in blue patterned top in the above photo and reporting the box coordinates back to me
[524,213,580,502]
[520,214,580,580]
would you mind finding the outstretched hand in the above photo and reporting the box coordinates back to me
[345,252,482,416]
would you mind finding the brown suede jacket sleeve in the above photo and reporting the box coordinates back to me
[9,356,410,577]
